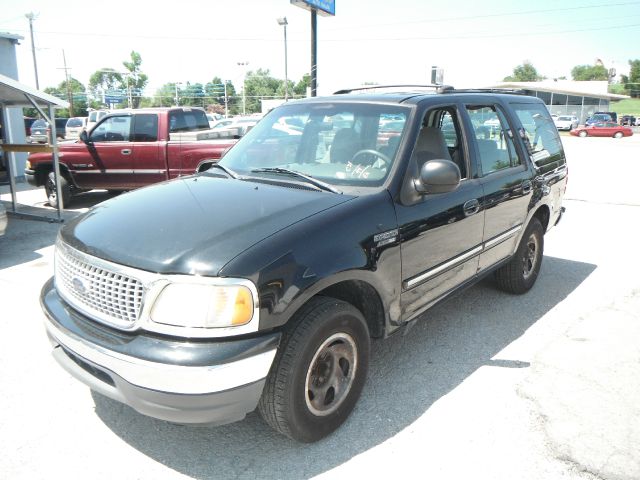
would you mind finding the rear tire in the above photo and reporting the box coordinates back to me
[258,297,370,443]
[494,217,544,294]
[45,171,72,209]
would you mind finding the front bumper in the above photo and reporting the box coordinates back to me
[41,278,280,425]
[24,169,38,187]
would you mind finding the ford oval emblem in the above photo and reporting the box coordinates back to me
[72,277,88,295]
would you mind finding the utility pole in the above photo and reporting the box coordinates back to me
[25,12,40,89]
[61,49,74,116]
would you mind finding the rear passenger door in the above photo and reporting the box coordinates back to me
[131,113,166,187]
[464,104,533,271]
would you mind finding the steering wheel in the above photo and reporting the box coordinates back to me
[350,149,392,167]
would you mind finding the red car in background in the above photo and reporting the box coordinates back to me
[570,122,633,138]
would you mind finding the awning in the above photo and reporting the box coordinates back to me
[0,72,69,222]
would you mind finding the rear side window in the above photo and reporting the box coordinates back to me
[66,118,84,128]
[466,105,521,176]
[169,110,209,132]
[512,103,565,172]
[132,114,158,142]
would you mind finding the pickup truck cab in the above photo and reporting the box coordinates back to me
[41,88,567,442]
[25,107,237,207]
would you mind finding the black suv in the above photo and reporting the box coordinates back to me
[41,87,567,442]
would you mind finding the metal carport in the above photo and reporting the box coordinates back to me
[0,72,69,222]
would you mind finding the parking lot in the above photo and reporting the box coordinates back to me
[1,134,639,480]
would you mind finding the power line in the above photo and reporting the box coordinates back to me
[322,1,640,31]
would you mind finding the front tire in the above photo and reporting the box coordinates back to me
[45,171,71,209]
[613,132,623,139]
[494,217,544,294]
[258,297,370,443]
[579,130,588,137]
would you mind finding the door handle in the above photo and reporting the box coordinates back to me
[522,180,532,194]
[463,199,480,216]
[121,149,132,155]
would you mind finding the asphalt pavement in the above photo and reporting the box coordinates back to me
[0,134,639,480]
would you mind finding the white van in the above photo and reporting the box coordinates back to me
[86,110,109,133]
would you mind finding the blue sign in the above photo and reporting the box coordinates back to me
[105,95,123,104]
[290,0,335,16]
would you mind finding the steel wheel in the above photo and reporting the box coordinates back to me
[258,297,370,442]
[522,231,540,280]
[579,130,588,137]
[305,332,357,416]
[614,132,623,139]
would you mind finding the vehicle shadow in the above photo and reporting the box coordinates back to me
[0,191,118,269]
[92,255,596,479]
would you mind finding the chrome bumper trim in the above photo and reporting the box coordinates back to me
[45,318,277,395]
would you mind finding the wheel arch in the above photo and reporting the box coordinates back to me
[33,162,74,187]
[531,204,550,233]
[315,279,386,338]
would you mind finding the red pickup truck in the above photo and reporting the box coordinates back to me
[25,107,238,207]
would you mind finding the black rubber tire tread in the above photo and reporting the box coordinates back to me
[45,171,72,209]
[494,217,544,294]
[258,296,370,443]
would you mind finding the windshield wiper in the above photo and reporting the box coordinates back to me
[205,163,240,179]
[250,167,342,194]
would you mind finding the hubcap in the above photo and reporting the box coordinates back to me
[522,233,539,280]
[305,332,357,416]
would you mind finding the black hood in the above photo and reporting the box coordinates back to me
[61,176,353,275]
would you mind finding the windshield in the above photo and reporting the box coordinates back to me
[219,102,409,188]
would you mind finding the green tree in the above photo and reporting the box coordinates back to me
[626,59,640,97]
[571,64,608,81]
[149,83,179,107]
[293,73,310,97]
[88,68,123,107]
[121,51,148,109]
[243,68,283,113]
[503,62,544,82]
[205,77,236,115]
[42,77,88,117]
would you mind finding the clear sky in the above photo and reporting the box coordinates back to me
[0,0,638,96]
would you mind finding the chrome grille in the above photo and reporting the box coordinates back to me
[55,241,145,328]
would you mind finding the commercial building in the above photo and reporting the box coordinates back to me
[491,81,628,123]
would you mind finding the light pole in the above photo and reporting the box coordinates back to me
[277,17,289,101]
[25,12,40,89]
[174,82,182,106]
[237,61,249,114]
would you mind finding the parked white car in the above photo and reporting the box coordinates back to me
[65,117,88,139]
[86,110,109,133]
[0,201,7,236]
[554,115,579,131]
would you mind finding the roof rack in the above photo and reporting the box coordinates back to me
[443,88,527,95]
[333,84,455,95]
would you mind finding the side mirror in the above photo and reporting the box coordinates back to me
[414,159,461,194]
[80,130,91,144]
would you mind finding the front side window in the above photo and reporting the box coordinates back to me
[90,116,132,142]
[466,105,521,176]
[219,103,410,189]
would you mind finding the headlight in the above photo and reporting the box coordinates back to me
[25,160,31,169]
[150,282,254,329]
